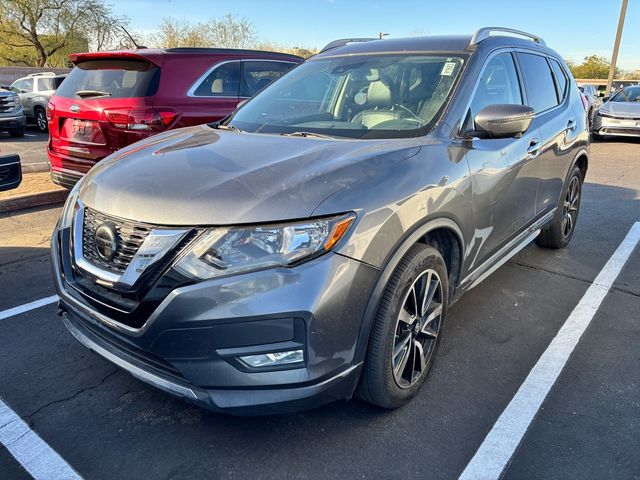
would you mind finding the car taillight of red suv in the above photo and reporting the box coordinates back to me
[47,48,302,188]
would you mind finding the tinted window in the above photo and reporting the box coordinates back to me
[240,61,294,97]
[38,77,65,91]
[55,59,160,99]
[610,86,640,102]
[468,53,522,129]
[516,53,558,112]
[193,61,240,97]
[549,59,568,101]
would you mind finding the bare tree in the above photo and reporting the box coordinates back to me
[149,15,256,49]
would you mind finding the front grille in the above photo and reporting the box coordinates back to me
[0,95,16,113]
[82,208,154,274]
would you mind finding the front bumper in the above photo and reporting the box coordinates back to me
[0,113,26,130]
[52,225,379,414]
[593,114,640,137]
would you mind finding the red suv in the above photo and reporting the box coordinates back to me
[47,48,302,188]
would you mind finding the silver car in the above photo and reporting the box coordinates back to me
[593,85,640,139]
[52,28,589,415]
[10,72,66,132]
[578,84,603,127]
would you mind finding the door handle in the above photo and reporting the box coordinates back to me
[565,118,576,132]
[527,138,541,158]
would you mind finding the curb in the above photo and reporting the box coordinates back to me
[0,189,68,213]
[22,163,50,174]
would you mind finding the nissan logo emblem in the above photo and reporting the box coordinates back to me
[70,104,80,113]
[94,222,119,262]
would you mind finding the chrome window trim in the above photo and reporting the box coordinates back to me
[186,58,297,98]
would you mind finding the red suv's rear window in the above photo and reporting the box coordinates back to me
[55,59,160,99]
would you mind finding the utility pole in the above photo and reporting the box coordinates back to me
[379,32,389,39]
[606,0,628,95]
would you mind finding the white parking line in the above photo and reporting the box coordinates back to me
[0,398,82,479]
[0,295,58,321]
[460,222,640,480]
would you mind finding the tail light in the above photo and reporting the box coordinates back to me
[104,108,178,132]
[579,92,589,112]
[46,102,55,121]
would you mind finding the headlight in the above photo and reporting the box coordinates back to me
[13,96,22,110]
[174,213,355,280]
[597,111,615,119]
[58,183,81,229]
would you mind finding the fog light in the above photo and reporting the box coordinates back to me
[240,350,304,368]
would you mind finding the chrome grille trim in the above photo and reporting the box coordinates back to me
[72,201,189,287]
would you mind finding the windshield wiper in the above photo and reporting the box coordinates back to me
[208,121,243,132]
[75,90,112,98]
[281,131,336,139]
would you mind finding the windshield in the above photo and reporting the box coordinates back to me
[610,86,640,103]
[227,54,465,139]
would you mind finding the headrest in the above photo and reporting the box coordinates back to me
[366,80,391,106]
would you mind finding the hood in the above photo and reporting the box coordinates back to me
[599,101,640,118]
[79,125,421,225]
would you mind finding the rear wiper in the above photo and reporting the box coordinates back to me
[75,90,112,98]
[281,131,336,139]
[208,121,243,132]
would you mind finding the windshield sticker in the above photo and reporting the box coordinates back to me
[441,62,457,76]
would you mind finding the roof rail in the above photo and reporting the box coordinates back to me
[319,38,377,54]
[27,72,57,77]
[469,27,546,47]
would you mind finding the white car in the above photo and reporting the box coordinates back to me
[593,85,640,140]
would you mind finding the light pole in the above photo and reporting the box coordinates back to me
[606,0,628,95]
[379,32,389,39]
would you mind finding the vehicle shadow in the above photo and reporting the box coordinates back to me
[0,126,48,142]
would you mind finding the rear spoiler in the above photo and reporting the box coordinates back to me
[68,50,163,67]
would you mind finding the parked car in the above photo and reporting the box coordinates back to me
[592,84,640,140]
[0,154,21,190]
[8,72,66,133]
[52,28,589,415]
[47,48,303,188]
[578,84,602,127]
[0,88,26,137]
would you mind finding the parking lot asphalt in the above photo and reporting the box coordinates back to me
[0,138,639,479]
[0,129,49,170]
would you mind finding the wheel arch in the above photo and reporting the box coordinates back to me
[353,216,465,366]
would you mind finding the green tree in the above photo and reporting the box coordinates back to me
[568,55,621,79]
[0,0,129,67]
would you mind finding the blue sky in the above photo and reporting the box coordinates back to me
[111,0,640,70]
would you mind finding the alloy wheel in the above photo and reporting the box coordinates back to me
[562,176,580,239]
[36,110,47,132]
[392,269,443,388]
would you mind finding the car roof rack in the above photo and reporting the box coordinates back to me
[469,27,546,47]
[319,38,378,54]
[27,72,57,77]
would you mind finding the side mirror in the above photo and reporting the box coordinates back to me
[0,85,11,91]
[473,104,535,139]
[0,154,22,191]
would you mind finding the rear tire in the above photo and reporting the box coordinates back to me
[536,165,583,249]
[8,128,24,138]
[358,244,448,409]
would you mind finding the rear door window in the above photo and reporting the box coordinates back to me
[38,77,66,91]
[516,53,559,113]
[240,61,295,97]
[548,58,568,102]
[55,59,160,99]
[192,61,240,97]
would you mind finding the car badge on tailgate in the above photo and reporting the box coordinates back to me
[70,104,80,113]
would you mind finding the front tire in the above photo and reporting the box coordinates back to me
[358,244,448,409]
[536,165,583,249]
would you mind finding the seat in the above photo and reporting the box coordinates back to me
[352,81,408,128]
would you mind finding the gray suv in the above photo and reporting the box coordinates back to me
[52,28,589,414]
[10,72,66,132]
